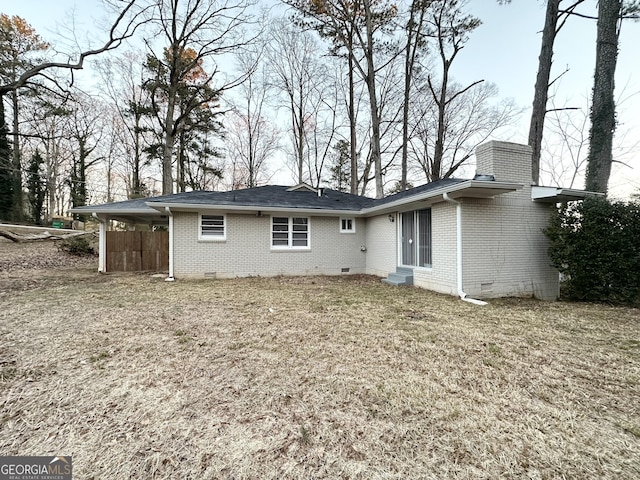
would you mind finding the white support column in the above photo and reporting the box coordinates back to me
[92,213,106,273]
[165,207,175,281]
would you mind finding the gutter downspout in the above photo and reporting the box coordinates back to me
[165,207,175,282]
[442,193,487,306]
[92,213,106,273]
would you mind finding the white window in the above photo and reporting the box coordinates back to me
[272,216,309,249]
[340,217,355,233]
[199,214,226,241]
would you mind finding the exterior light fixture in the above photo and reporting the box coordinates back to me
[388,214,395,222]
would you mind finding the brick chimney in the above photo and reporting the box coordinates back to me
[475,141,533,187]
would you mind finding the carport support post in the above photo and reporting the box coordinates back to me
[165,207,175,281]
[92,213,106,273]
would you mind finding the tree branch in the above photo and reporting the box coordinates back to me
[0,0,151,95]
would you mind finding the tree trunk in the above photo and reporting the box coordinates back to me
[586,0,621,194]
[296,82,305,185]
[162,84,178,195]
[432,61,449,182]
[401,0,426,191]
[247,96,255,188]
[11,90,22,221]
[0,95,13,221]
[132,110,143,198]
[401,12,414,191]
[364,0,384,199]
[348,48,358,195]
[528,0,560,185]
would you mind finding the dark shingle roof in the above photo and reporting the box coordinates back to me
[148,185,376,211]
[72,179,471,216]
[373,178,466,207]
[71,193,176,213]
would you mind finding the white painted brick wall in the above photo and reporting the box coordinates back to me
[413,203,458,295]
[461,196,559,300]
[364,214,396,277]
[169,141,558,300]
[173,213,366,278]
[476,141,533,198]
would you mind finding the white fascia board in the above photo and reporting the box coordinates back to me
[361,180,523,216]
[531,186,605,202]
[70,207,162,216]
[146,202,363,217]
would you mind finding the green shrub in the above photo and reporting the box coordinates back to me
[544,197,640,305]
[58,235,96,256]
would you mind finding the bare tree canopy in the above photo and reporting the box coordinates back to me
[0,0,150,95]
[143,0,257,195]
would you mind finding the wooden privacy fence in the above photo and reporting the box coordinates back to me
[106,231,169,272]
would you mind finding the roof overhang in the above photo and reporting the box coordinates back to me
[361,180,523,216]
[531,186,605,203]
[70,207,168,225]
[70,180,523,221]
[147,202,363,217]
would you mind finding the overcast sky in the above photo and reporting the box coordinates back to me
[2,0,639,198]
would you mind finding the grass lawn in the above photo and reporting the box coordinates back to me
[1,259,639,478]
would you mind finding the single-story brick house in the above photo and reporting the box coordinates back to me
[72,141,600,301]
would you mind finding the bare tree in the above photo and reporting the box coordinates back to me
[409,81,518,181]
[286,0,399,198]
[542,84,638,191]
[0,1,148,95]
[423,0,482,182]
[541,96,590,188]
[144,0,256,195]
[66,92,107,215]
[265,19,319,184]
[264,18,340,187]
[97,49,156,198]
[19,85,74,221]
[224,109,278,189]
[301,78,340,188]
[399,0,431,191]
[224,43,279,189]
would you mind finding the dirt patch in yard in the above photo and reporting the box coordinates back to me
[0,238,99,295]
[0,242,639,479]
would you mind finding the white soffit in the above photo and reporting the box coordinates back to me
[531,186,605,203]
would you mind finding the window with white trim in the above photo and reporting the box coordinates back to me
[272,216,309,249]
[340,217,355,233]
[199,214,226,241]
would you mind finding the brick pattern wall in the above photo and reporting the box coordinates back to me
[413,203,457,295]
[173,213,366,278]
[462,141,559,299]
[476,141,533,193]
[461,196,558,300]
[364,214,397,276]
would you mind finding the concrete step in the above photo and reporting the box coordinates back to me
[382,269,414,286]
[395,266,414,275]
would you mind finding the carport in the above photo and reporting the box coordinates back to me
[71,197,170,273]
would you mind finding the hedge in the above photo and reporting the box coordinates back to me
[544,197,640,305]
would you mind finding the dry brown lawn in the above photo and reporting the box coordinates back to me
[1,241,639,479]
